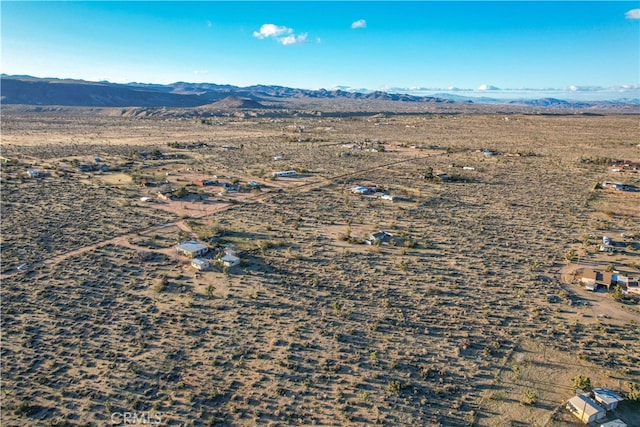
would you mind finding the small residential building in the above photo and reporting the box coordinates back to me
[380,194,396,201]
[27,169,40,178]
[221,254,240,267]
[566,394,606,424]
[581,269,599,290]
[580,269,619,291]
[592,388,624,411]
[191,258,210,271]
[176,241,209,258]
[272,170,297,178]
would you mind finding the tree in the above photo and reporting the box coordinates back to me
[572,375,592,392]
[206,284,215,299]
[174,186,188,199]
[424,166,434,181]
[611,285,624,301]
[564,249,577,264]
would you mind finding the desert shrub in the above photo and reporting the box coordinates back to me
[206,284,215,299]
[153,276,168,293]
[572,375,592,392]
[256,240,271,255]
[520,389,538,406]
[612,285,624,301]
[174,186,188,198]
[386,380,401,395]
[564,249,576,263]
[626,382,640,401]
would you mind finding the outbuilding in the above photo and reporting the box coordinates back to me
[592,388,624,411]
[272,170,297,178]
[191,258,210,271]
[221,254,240,267]
[566,394,606,424]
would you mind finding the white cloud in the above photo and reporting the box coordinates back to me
[279,33,308,45]
[253,24,292,39]
[206,20,212,28]
[254,23,309,45]
[351,19,366,29]
[625,9,640,19]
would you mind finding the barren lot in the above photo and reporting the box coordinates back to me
[1,110,639,426]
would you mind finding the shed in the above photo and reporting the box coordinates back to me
[221,254,240,267]
[191,258,210,271]
[272,170,297,178]
[176,241,209,258]
[592,388,624,411]
[27,169,40,178]
[566,394,606,424]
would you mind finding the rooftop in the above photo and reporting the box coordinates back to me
[176,241,208,253]
[567,394,604,417]
[592,388,624,405]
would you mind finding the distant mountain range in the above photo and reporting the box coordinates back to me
[1,75,638,110]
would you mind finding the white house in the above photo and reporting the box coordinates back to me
[221,254,240,267]
[176,241,209,258]
[272,170,297,178]
[566,394,606,424]
[191,258,210,271]
[592,388,624,411]
[27,169,40,178]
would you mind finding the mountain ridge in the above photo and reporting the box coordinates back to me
[1,74,638,109]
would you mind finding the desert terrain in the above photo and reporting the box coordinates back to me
[1,105,639,426]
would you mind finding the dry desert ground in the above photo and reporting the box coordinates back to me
[1,108,639,426]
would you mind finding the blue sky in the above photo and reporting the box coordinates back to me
[1,1,639,99]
